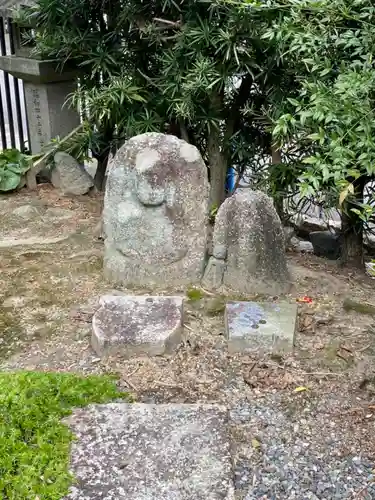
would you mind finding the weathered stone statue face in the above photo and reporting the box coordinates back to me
[103,133,209,287]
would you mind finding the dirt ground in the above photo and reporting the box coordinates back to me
[1,185,375,468]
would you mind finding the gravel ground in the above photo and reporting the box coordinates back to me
[230,385,375,500]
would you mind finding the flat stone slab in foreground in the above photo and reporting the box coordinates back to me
[225,301,297,354]
[92,295,183,357]
[65,403,233,500]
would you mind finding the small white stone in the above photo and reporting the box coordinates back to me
[12,205,42,218]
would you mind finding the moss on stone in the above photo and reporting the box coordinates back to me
[343,298,375,315]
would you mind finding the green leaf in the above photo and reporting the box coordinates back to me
[307,133,321,141]
[302,157,318,164]
[319,68,331,77]
[2,148,21,163]
[287,98,300,107]
[322,166,330,181]
[350,208,367,222]
[0,171,20,191]
[6,163,24,174]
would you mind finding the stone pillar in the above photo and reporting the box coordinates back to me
[0,53,80,154]
[23,79,79,153]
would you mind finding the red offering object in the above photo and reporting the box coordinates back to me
[296,296,313,303]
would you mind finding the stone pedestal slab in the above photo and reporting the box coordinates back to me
[65,402,233,499]
[92,295,184,358]
[225,301,297,354]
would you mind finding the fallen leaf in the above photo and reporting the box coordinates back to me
[243,377,256,388]
[339,182,354,207]
[251,438,261,449]
[294,386,308,393]
[314,342,325,350]
[300,314,314,331]
[315,314,334,326]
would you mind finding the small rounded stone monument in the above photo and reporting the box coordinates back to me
[203,188,290,295]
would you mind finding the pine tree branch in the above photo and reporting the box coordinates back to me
[153,18,182,28]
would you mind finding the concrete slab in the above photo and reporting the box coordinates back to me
[92,295,183,358]
[64,403,234,500]
[225,301,297,354]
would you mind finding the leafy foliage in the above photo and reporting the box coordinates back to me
[17,0,296,203]
[0,371,128,499]
[17,0,374,264]
[0,149,32,192]
[265,0,375,238]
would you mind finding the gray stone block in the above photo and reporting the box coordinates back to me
[294,214,341,238]
[92,295,183,358]
[225,301,297,354]
[309,231,341,260]
[0,55,78,83]
[12,204,43,218]
[64,402,233,499]
[52,152,94,195]
[213,243,227,259]
[201,256,226,289]
[290,237,314,253]
[283,225,295,246]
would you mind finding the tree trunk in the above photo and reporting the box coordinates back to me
[94,150,109,190]
[340,177,366,268]
[271,146,284,221]
[93,126,114,190]
[207,128,227,209]
[340,212,363,268]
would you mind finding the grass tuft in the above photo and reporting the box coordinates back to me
[186,287,204,301]
[0,370,128,499]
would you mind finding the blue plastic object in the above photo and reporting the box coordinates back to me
[226,167,235,194]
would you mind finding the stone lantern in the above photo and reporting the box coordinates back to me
[0,1,80,154]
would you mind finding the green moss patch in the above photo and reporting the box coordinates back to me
[0,371,128,499]
[186,287,204,302]
[343,298,375,315]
